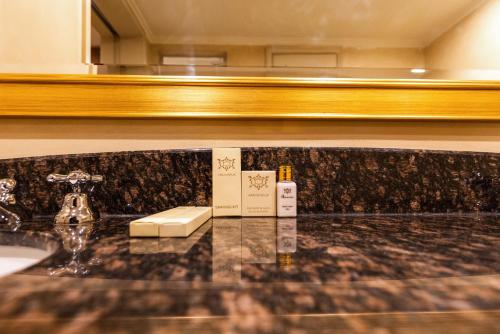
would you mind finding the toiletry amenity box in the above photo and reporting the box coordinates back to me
[129,206,212,237]
[242,171,276,216]
[212,148,242,216]
[158,207,212,237]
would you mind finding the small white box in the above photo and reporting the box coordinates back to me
[129,206,212,237]
[242,171,276,216]
[129,221,159,237]
[212,148,241,217]
[158,207,212,237]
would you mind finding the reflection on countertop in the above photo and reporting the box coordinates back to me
[0,214,498,333]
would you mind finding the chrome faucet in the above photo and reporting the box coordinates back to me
[47,170,103,224]
[0,178,21,226]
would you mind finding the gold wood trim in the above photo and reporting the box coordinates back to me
[1,74,500,120]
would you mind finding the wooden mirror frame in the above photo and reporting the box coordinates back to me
[1,74,499,120]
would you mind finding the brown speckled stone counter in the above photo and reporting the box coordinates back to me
[1,147,498,216]
[0,214,498,333]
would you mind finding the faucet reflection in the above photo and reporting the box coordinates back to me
[49,223,101,276]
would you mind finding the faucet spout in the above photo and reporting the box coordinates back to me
[47,170,103,224]
[0,178,21,228]
[0,205,20,225]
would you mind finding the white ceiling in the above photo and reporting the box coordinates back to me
[123,0,485,47]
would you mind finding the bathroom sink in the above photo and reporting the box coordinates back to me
[0,245,52,277]
[0,231,57,278]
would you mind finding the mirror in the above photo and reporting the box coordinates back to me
[90,0,500,79]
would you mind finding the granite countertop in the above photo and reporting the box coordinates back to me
[0,214,499,333]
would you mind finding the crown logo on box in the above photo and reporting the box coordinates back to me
[249,174,269,190]
[217,157,236,171]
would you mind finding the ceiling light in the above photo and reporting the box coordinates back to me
[411,68,426,74]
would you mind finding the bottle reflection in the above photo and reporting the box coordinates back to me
[212,218,242,283]
[49,223,100,276]
[277,218,297,270]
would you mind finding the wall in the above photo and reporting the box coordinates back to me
[342,48,424,68]
[0,0,92,74]
[425,0,500,79]
[0,119,499,159]
[154,44,267,67]
[119,37,150,65]
[0,1,498,160]
[153,44,424,69]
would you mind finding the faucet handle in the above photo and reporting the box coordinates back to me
[47,170,103,193]
[0,178,16,204]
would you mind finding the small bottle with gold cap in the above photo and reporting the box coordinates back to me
[276,165,297,217]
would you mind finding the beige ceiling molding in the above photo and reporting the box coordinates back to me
[266,46,343,68]
[122,0,154,42]
[148,36,425,49]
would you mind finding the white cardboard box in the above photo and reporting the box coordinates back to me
[212,148,241,216]
[129,206,212,237]
[242,171,276,216]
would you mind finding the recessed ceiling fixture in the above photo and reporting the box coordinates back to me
[411,68,427,74]
[162,56,225,66]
